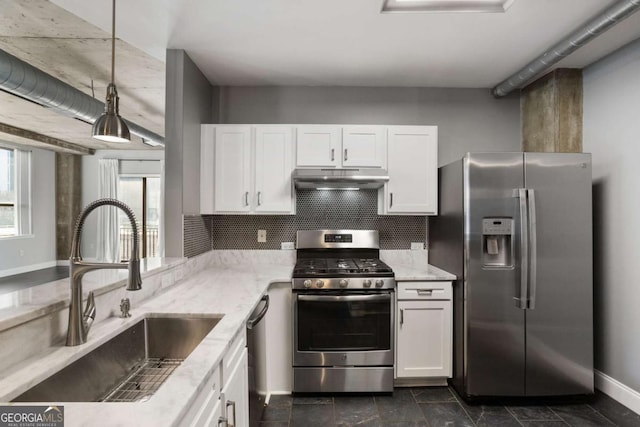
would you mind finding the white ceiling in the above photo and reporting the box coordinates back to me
[1,0,640,153]
[52,0,640,88]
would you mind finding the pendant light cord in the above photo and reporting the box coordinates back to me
[111,0,116,85]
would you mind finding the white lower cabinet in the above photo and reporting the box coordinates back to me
[202,397,223,427]
[396,281,452,382]
[222,349,249,427]
[183,332,249,427]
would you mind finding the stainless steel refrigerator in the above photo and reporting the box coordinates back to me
[429,152,593,399]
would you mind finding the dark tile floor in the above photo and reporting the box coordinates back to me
[0,266,69,295]
[260,387,640,427]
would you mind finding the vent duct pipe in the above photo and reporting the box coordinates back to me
[0,48,164,147]
[493,0,640,98]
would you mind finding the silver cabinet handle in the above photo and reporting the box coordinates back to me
[218,417,228,427]
[517,188,529,310]
[344,149,348,162]
[226,400,236,427]
[257,191,262,206]
[400,308,404,326]
[390,193,393,208]
[244,192,249,207]
[331,148,335,162]
[417,289,433,296]
[527,189,537,309]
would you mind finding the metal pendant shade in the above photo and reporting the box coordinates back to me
[92,0,130,143]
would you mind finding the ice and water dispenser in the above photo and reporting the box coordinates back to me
[481,218,514,268]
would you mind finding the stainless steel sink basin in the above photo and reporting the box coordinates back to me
[13,314,223,403]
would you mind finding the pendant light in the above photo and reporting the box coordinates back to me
[92,0,130,143]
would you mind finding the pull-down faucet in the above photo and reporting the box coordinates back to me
[66,198,142,346]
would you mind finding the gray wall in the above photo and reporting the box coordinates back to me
[219,86,521,166]
[165,50,215,257]
[584,38,640,394]
[0,146,56,273]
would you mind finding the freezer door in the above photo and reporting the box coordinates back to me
[524,153,593,396]
[465,153,526,396]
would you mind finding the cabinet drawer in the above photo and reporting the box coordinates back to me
[184,364,221,427]
[223,329,247,384]
[397,281,452,300]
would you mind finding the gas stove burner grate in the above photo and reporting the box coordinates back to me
[293,257,393,276]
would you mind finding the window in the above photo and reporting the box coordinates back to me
[0,146,30,237]
[118,176,161,259]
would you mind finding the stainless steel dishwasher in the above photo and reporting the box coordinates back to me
[247,294,269,427]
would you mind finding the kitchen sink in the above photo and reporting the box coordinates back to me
[13,314,224,403]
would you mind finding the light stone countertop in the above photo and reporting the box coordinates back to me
[1,263,294,427]
[392,264,457,281]
[0,257,186,333]
[0,251,455,427]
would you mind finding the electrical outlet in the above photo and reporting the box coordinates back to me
[411,242,425,250]
[281,242,295,250]
[257,229,267,243]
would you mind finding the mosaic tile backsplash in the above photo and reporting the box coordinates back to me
[183,190,426,256]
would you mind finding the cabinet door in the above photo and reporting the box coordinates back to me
[385,126,438,214]
[396,300,452,378]
[222,349,249,427]
[214,126,252,213]
[202,396,223,427]
[296,125,341,167]
[255,126,294,213]
[342,126,386,168]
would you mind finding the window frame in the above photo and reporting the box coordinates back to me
[118,173,161,259]
[0,144,31,239]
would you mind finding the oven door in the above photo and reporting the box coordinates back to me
[293,291,394,367]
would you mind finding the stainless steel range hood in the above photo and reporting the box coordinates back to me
[293,168,389,190]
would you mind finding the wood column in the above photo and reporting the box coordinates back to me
[521,68,583,153]
[56,153,82,260]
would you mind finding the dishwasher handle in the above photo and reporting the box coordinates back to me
[247,294,269,329]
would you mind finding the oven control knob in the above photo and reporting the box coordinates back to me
[316,280,325,288]
[363,279,372,288]
[375,279,384,288]
[303,279,312,288]
[339,279,349,288]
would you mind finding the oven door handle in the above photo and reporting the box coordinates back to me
[297,294,391,302]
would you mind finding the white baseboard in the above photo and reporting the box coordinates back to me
[0,261,57,278]
[595,370,640,415]
[56,260,70,267]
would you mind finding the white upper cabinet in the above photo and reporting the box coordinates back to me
[381,126,438,215]
[295,125,341,167]
[255,126,294,213]
[214,126,252,213]
[342,126,386,168]
[295,125,386,169]
[201,125,295,215]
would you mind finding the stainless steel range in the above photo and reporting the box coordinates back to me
[292,230,395,393]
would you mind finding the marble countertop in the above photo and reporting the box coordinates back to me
[0,257,186,333]
[1,263,294,427]
[392,264,456,281]
[0,251,455,427]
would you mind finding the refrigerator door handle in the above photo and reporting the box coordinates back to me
[527,189,537,310]
[517,188,529,309]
